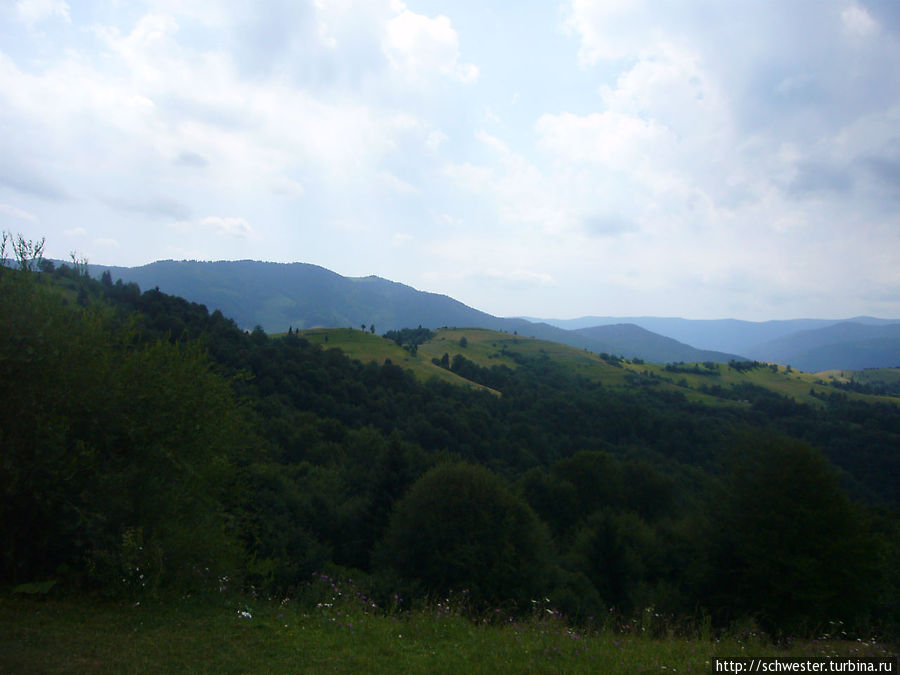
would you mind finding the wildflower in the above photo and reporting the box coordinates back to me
[238,610,252,619]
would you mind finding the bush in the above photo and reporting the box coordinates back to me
[376,462,554,607]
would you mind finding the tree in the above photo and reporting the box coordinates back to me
[370,324,375,334]
[459,336,468,348]
[0,271,247,591]
[705,434,880,635]
[377,462,553,605]
[2,231,45,272]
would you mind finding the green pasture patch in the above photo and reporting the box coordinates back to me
[286,327,899,407]
[2,595,895,674]
[297,328,497,392]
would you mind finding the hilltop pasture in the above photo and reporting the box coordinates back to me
[295,327,899,408]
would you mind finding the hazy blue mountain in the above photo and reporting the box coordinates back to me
[531,315,899,355]
[572,324,744,363]
[89,259,498,332]
[744,322,900,372]
[85,259,744,363]
[83,259,897,369]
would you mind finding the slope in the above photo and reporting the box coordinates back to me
[746,322,900,371]
[87,259,737,363]
[572,323,744,363]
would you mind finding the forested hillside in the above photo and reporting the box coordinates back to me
[2,254,899,639]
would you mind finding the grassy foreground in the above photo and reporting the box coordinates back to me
[2,588,895,674]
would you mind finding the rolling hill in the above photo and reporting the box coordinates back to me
[745,322,900,371]
[572,323,742,363]
[294,326,900,410]
[83,258,898,369]
[86,259,743,363]
[534,315,899,355]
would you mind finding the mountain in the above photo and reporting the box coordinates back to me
[82,260,591,348]
[89,259,491,332]
[532,315,899,355]
[87,259,747,364]
[85,259,897,369]
[572,324,743,363]
[745,322,900,372]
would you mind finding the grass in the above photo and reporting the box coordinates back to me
[2,582,896,674]
[294,328,497,392]
[287,327,900,409]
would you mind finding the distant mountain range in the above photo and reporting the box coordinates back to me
[84,259,899,371]
[532,315,900,371]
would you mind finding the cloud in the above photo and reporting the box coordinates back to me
[384,2,478,83]
[392,232,413,246]
[16,0,69,27]
[482,268,555,288]
[842,3,877,38]
[425,130,448,153]
[582,214,637,236]
[0,2,896,318]
[0,203,37,222]
[173,151,208,168]
[377,171,417,195]
[199,216,254,238]
[170,216,254,239]
[0,160,69,201]
[107,196,192,220]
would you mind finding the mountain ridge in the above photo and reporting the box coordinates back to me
[82,258,898,369]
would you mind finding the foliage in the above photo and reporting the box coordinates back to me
[376,462,554,606]
[1,254,898,640]
[704,434,882,636]
[0,269,246,592]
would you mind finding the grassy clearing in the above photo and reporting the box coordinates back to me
[285,327,899,408]
[294,328,495,391]
[2,588,895,674]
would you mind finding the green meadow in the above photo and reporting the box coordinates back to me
[295,327,899,408]
[3,588,895,674]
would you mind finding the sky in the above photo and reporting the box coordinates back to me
[1,0,899,321]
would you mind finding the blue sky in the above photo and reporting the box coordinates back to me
[1,0,898,320]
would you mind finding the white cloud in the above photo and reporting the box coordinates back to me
[536,110,668,166]
[16,0,69,27]
[483,268,555,287]
[384,2,478,83]
[378,171,417,195]
[199,216,254,238]
[392,232,413,246]
[425,130,448,153]
[841,4,877,38]
[0,204,37,222]
[0,2,897,318]
[565,0,651,64]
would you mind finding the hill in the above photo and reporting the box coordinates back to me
[4,260,900,643]
[86,259,738,363]
[85,259,898,369]
[300,326,900,410]
[535,315,900,358]
[572,323,742,363]
[745,322,900,371]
